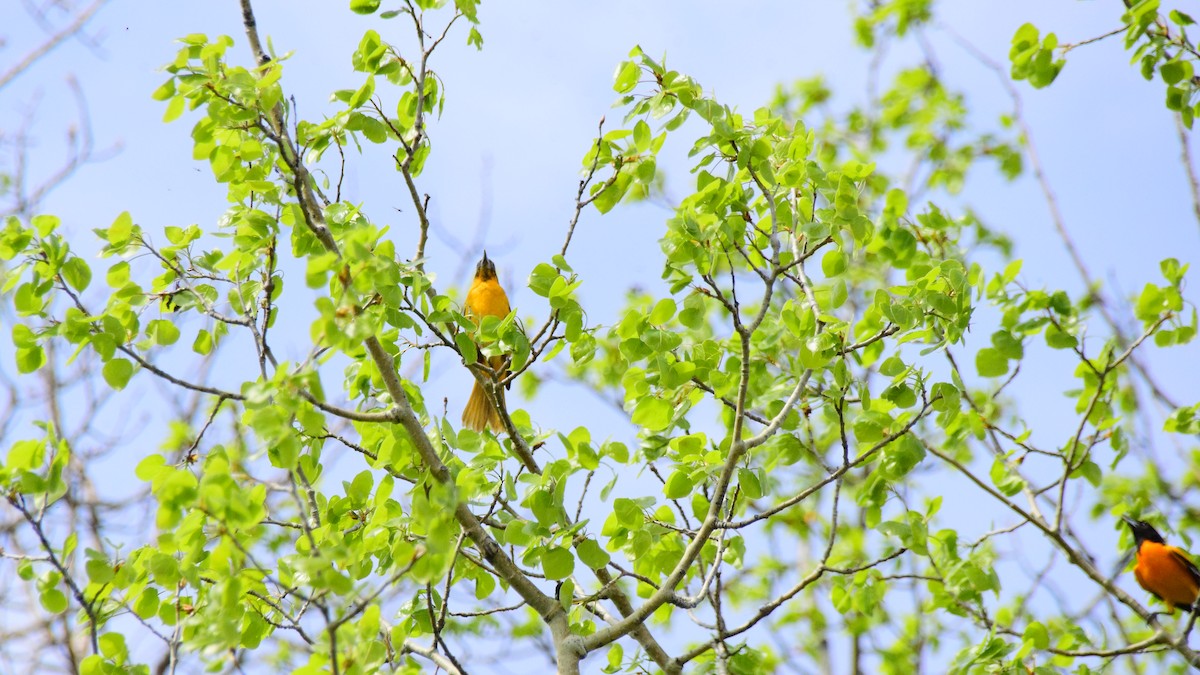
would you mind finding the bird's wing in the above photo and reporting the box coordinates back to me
[1170,547,1200,587]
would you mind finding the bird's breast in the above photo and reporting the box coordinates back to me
[467,280,510,319]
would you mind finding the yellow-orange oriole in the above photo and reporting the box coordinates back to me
[1122,514,1200,614]
[461,251,510,432]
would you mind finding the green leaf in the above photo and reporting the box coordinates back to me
[1002,259,1023,283]
[1009,22,1065,88]
[80,656,103,675]
[931,382,961,413]
[990,458,1025,497]
[541,546,574,580]
[99,632,127,660]
[193,329,213,355]
[103,358,135,390]
[1023,621,1049,650]
[1044,324,1077,349]
[61,257,92,292]
[16,345,45,374]
[350,0,381,14]
[40,588,68,613]
[633,120,651,153]
[150,78,175,101]
[603,441,629,463]
[737,468,763,500]
[577,538,611,568]
[503,520,533,547]
[454,0,480,22]
[147,319,181,346]
[557,578,575,612]
[613,498,644,530]
[883,383,917,408]
[663,470,693,499]
[830,280,848,308]
[606,643,624,673]
[13,282,45,316]
[12,323,36,348]
[455,333,478,364]
[990,331,1023,360]
[1161,60,1191,85]
[8,439,44,471]
[822,250,847,277]
[86,557,115,584]
[467,27,484,50]
[1073,460,1103,487]
[32,214,60,236]
[551,254,573,272]
[592,173,631,214]
[975,348,1009,377]
[1161,257,1185,285]
[631,397,672,431]
[135,454,166,481]
[349,75,376,109]
[879,356,906,377]
[107,261,131,288]
[614,61,640,94]
[528,263,560,298]
[348,470,374,501]
[1134,283,1172,322]
[649,298,676,325]
[134,588,160,619]
[109,212,134,248]
[163,95,185,123]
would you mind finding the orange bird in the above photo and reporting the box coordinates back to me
[461,252,510,432]
[1122,515,1200,616]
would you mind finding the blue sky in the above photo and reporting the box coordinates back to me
[3,0,1200,671]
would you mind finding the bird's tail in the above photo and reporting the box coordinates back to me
[462,378,504,432]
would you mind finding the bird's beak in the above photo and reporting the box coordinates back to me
[1121,514,1139,528]
[482,250,489,265]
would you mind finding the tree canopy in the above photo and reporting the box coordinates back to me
[2,0,1199,673]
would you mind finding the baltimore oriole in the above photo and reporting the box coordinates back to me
[461,251,510,432]
[1122,514,1200,616]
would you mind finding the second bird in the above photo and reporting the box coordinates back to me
[462,251,510,432]
[1122,514,1200,617]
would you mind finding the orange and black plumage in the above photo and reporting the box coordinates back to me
[1122,514,1200,615]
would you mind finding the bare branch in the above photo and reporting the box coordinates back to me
[0,0,109,92]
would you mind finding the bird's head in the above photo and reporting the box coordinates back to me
[475,251,497,281]
[1122,514,1166,548]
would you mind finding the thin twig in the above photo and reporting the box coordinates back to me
[0,0,109,91]
[1176,114,1200,232]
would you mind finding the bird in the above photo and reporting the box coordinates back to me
[1121,514,1200,618]
[461,251,510,432]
